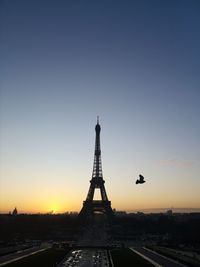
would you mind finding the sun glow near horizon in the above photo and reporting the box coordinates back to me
[1,189,200,214]
[0,165,200,214]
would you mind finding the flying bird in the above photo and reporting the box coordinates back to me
[136,174,146,184]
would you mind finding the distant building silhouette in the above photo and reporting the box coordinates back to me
[12,207,18,216]
[166,209,173,215]
[79,118,113,221]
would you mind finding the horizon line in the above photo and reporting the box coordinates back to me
[1,207,200,215]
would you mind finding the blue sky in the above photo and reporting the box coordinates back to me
[0,0,200,213]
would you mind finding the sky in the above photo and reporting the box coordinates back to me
[0,0,200,213]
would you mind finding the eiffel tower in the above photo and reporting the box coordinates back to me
[79,118,113,220]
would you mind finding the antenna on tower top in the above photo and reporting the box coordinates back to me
[97,116,99,124]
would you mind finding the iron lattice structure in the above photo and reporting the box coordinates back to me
[79,118,113,220]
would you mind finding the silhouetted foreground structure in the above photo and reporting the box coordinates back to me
[0,213,200,247]
[1,213,200,267]
[79,118,113,221]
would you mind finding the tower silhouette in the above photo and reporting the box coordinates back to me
[79,118,113,220]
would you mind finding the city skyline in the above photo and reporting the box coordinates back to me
[0,0,200,214]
